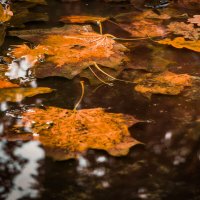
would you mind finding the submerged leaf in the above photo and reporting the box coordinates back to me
[134,71,192,97]
[11,107,141,160]
[60,15,109,24]
[188,15,200,26]
[0,87,53,102]
[119,20,166,38]
[157,37,200,52]
[167,22,200,40]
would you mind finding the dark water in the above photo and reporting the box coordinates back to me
[1,0,200,200]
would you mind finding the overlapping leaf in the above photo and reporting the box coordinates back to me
[0,87,53,102]
[9,106,141,160]
[167,22,200,40]
[133,71,192,98]
[188,15,200,26]
[11,28,128,79]
[158,37,200,52]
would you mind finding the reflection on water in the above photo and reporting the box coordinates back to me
[0,140,45,200]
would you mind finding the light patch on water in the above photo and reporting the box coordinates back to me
[102,181,110,188]
[77,155,90,172]
[96,156,107,163]
[29,80,38,88]
[0,102,8,112]
[138,188,149,199]
[91,168,105,177]
[5,56,36,84]
[165,131,172,140]
[173,155,186,165]
[6,141,45,200]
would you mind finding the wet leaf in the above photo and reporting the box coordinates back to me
[60,15,109,24]
[0,87,53,102]
[0,4,13,23]
[0,80,19,89]
[11,30,128,79]
[133,71,192,98]
[167,22,200,40]
[188,15,200,26]
[11,107,140,160]
[157,37,200,52]
[119,20,166,38]
[8,25,94,42]
[10,1,48,28]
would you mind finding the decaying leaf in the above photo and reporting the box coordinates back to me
[11,30,128,79]
[0,4,13,23]
[188,15,200,26]
[60,15,109,24]
[119,20,166,38]
[10,106,140,160]
[8,25,94,41]
[10,1,48,28]
[0,87,53,102]
[157,37,200,52]
[133,71,192,97]
[167,22,200,40]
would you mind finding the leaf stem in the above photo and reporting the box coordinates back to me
[89,66,113,86]
[73,81,85,111]
[93,62,134,84]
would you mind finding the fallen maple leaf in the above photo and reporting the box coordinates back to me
[60,15,109,24]
[0,87,53,102]
[11,31,128,79]
[157,37,200,52]
[133,71,192,97]
[167,22,200,40]
[188,15,200,26]
[11,107,141,160]
[0,4,13,23]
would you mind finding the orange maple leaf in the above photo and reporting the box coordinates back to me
[10,107,141,160]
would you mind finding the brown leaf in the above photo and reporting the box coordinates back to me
[119,20,166,38]
[167,22,200,40]
[188,15,200,26]
[157,37,200,52]
[60,15,109,24]
[133,71,192,98]
[0,87,53,102]
[0,4,13,23]
[11,30,128,79]
[8,107,141,160]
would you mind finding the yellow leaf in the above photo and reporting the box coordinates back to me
[157,37,200,52]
